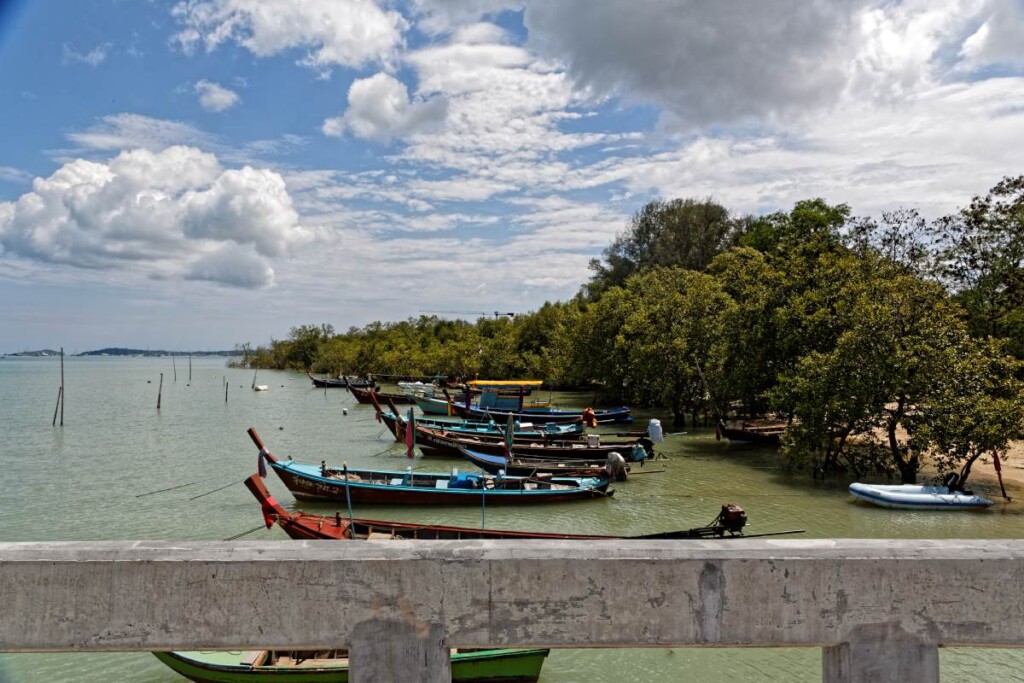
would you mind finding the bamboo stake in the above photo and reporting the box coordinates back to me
[189,354,192,382]
[342,462,355,531]
[52,386,62,426]
[59,347,64,426]
[225,381,229,403]
[157,372,163,410]
[172,356,177,382]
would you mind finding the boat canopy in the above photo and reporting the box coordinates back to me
[467,380,543,387]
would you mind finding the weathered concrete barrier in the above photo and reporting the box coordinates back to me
[2,539,1023,682]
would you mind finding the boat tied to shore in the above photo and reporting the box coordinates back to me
[249,428,613,505]
[244,474,804,540]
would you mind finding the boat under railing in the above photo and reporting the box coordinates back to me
[2,539,1023,682]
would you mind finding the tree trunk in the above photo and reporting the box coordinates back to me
[888,397,917,484]
[672,405,685,429]
[958,452,983,488]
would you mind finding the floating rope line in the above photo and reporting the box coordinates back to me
[369,444,400,457]
[188,478,246,501]
[135,481,199,498]
[223,524,267,541]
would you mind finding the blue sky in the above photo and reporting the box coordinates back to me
[1,0,1023,352]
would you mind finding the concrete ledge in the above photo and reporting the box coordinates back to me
[2,539,1023,652]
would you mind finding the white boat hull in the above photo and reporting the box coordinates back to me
[849,483,992,510]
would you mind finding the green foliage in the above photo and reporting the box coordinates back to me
[587,198,736,296]
[235,179,1024,485]
[583,268,734,422]
[933,175,1024,354]
[909,337,1024,487]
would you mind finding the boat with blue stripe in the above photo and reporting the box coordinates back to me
[250,429,612,505]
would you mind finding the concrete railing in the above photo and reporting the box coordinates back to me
[2,539,1024,682]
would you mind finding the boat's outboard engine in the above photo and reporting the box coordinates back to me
[717,503,748,534]
[605,452,628,482]
[943,472,960,492]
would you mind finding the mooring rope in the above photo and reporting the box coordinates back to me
[223,524,267,541]
[134,481,199,498]
[188,477,246,501]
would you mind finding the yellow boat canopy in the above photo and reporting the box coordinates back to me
[466,380,543,387]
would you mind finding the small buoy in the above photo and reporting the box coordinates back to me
[147,380,152,384]
[186,384,190,387]
[342,408,348,416]
[279,426,284,430]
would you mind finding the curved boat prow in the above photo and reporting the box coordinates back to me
[243,475,289,517]
[247,427,280,464]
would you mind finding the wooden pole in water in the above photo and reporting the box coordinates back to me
[225,381,228,403]
[342,462,355,531]
[252,368,257,390]
[59,347,64,426]
[188,354,192,382]
[52,386,62,426]
[172,356,177,382]
[157,372,163,410]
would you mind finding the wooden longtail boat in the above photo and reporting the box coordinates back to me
[378,409,584,444]
[414,393,552,416]
[244,474,792,540]
[414,424,648,461]
[369,391,584,443]
[717,419,786,445]
[307,373,374,389]
[347,384,415,405]
[250,429,612,505]
[459,447,627,479]
[452,403,634,425]
[154,647,549,682]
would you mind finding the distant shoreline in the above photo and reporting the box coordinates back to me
[4,348,238,358]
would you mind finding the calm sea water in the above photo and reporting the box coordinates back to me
[1,356,1022,682]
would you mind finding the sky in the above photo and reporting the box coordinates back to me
[1,0,1023,352]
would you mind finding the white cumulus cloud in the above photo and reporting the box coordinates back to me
[172,0,407,74]
[0,147,310,288]
[323,73,447,141]
[194,80,241,112]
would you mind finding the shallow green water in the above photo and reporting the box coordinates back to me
[1,356,1022,682]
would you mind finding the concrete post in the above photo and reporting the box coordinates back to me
[823,641,939,683]
[349,620,450,683]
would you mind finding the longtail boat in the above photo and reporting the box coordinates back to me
[414,424,649,461]
[452,403,634,425]
[458,447,629,479]
[245,474,802,540]
[154,647,549,682]
[716,419,786,445]
[377,408,584,444]
[347,384,415,405]
[368,391,584,443]
[249,429,612,505]
[413,393,552,416]
[437,381,632,424]
[308,373,374,389]
[414,381,551,416]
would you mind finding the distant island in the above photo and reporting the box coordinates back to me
[4,348,236,357]
[75,348,237,357]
